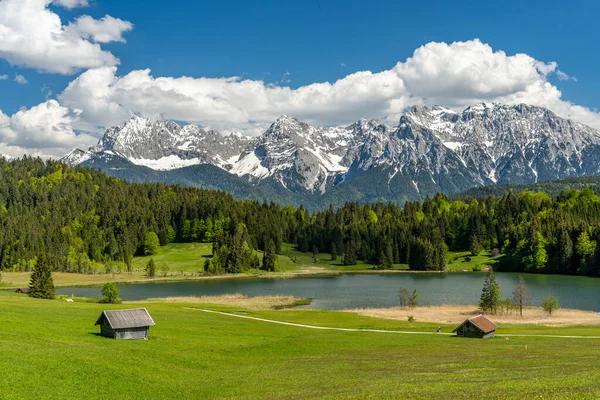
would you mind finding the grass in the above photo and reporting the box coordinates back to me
[446,250,500,272]
[279,243,409,272]
[0,291,599,399]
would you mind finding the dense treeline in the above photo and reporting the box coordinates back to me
[2,158,600,277]
[0,157,294,274]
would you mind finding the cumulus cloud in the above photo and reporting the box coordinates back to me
[52,0,89,8]
[0,100,97,158]
[56,40,600,137]
[14,74,28,84]
[0,0,130,74]
[0,74,7,80]
[58,66,409,134]
[66,15,133,43]
[2,38,600,158]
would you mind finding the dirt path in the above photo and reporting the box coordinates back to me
[183,308,600,339]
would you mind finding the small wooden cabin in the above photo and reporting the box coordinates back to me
[95,308,156,340]
[15,288,30,294]
[453,315,497,338]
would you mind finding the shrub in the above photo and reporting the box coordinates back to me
[542,292,560,315]
[101,282,120,304]
[143,232,160,255]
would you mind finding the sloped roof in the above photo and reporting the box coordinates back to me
[15,288,30,293]
[95,308,156,329]
[453,314,497,334]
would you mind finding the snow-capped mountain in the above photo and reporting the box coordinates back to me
[62,103,600,204]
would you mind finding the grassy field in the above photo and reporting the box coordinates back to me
[0,243,495,289]
[446,250,499,271]
[1,291,599,399]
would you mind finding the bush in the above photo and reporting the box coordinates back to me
[542,292,560,315]
[101,282,120,304]
[143,232,160,255]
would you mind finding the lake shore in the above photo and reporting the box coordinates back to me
[0,267,480,289]
[349,304,600,326]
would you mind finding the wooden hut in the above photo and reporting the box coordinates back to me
[453,315,497,338]
[15,288,30,294]
[95,308,156,340]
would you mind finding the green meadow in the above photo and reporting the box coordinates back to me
[1,291,599,399]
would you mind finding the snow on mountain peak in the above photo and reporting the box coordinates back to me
[62,103,600,196]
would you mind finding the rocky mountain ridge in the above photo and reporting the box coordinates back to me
[63,103,600,204]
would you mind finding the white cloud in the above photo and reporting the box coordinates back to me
[341,63,347,67]
[0,100,96,158]
[14,74,28,84]
[556,70,577,82]
[3,38,600,158]
[58,66,409,133]
[0,0,130,74]
[52,0,89,8]
[0,74,7,80]
[66,15,133,43]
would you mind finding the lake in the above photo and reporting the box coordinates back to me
[57,272,600,311]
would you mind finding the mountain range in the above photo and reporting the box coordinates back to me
[63,102,600,208]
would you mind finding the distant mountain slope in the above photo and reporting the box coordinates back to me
[452,175,600,200]
[63,102,600,207]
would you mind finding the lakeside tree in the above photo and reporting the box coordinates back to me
[542,292,560,315]
[261,240,278,272]
[312,246,319,263]
[575,231,596,275]
[397,287,410,308]
[146,258,156,278]
[101,282,120,304]
[512,277,531,317]
[470,235,482,256]
[398,287,419,308]
[409,289,419,308]
[28,255,55,300]
[144,232,161,256]
[330,243,338,261]
[479,270,501,314]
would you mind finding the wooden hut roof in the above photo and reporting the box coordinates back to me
[15,288,30,293]
[95,308,156,329]
[453,315,497,334]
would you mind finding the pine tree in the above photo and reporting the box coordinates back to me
[379,241,393,269]
[330,243,338,261]
[146,258,156,277]
[261,240,278,272]
[557,229,573,274]
[479,270,501,314]
[29,254,55,300]
[512,276,531,317]
[469,234,482,256]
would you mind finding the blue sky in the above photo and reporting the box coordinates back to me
[0,0,598,157]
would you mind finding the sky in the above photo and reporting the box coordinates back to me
[0,0,599,158]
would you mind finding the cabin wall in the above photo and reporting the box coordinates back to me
[456,321,488,338]
[115,327,149,340]
[101,321,115,338]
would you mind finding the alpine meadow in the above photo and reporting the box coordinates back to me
[2,0,600,398]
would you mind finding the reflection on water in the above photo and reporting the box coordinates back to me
[57,272,600,311]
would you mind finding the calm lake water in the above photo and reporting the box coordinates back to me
[57,272,600,311]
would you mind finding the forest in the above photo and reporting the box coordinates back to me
[1,157,600,277]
